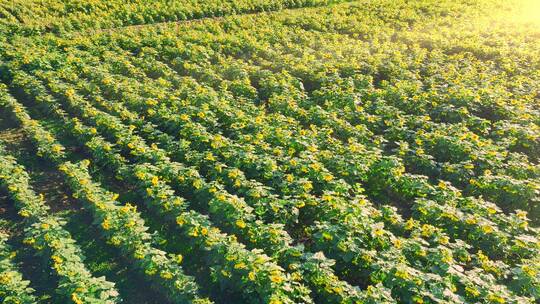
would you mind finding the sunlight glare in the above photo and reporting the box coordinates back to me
[515,0,540,24]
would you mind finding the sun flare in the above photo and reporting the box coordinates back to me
[514,0,540,24]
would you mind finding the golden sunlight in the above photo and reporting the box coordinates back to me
[514,0,540,24]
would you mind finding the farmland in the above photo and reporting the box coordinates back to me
[0,0,539,303]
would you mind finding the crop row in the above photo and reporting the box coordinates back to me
[5,49,537,303]
[0,117,120,303]
[0,0,538,302]
[0,0,352,36]
[0,84,212,304]
[0,231,36,304]
[30,17,537,269]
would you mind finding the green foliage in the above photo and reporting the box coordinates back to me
[0,0,539,303]
[0,232,36,304]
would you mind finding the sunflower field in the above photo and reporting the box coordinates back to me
[0,0,539,303]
